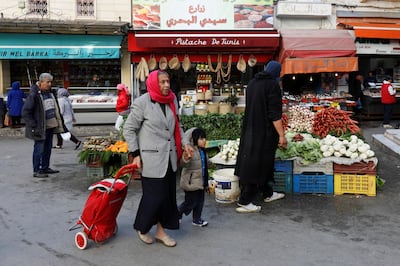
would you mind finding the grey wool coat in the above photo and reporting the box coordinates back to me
[123,93,189,178]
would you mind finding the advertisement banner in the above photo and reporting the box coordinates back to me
[132,0,274,30]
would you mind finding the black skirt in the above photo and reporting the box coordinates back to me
[134,163,180,233]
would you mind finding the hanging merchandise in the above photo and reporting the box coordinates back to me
[236,54,246,73]
[248,54,257,67]
[159,56,168,70]
[168,55,181,70]
[147,54,157,71]
[182,54,191,72]
[207,54,222,73]
[135,57,149,82]
[220,54,232,83]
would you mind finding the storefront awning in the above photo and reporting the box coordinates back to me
[278,29,357,75]
[282,57,358,75]
[0,33,123,59]
[340,22,400,40]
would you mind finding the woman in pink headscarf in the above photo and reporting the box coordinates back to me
[123,70,193,247]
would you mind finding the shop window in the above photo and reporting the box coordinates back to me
[77,0,96,17]
[28,0,48,16]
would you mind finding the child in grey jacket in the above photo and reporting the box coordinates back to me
[178,128,209,227]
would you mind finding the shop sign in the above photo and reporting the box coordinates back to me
[132,0,274,30]
[132,32,279,49]
[355,40,400,55]
[276,2,331,17]
[0,47,120,59]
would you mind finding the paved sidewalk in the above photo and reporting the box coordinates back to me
[0,121,400,266]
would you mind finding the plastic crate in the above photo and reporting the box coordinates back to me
[274,160,293,173]
[293,161,333,175]
[293,173,334,194]
[334,174,376,196]
[274,171,293,193]
[86,166,108,179]
[333,161,377,175]
[86,153,102,167]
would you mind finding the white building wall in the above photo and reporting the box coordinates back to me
[0,0,131,22]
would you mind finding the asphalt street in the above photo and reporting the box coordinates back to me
[1,121,399,266]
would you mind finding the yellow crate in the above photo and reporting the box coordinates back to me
[334,174,376,196]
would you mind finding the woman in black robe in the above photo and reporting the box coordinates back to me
[234,61,287,213]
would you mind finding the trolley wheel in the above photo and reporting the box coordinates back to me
[114,224,118,235]
[75,232,88,250]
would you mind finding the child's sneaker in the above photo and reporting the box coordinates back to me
[192,219,208,227]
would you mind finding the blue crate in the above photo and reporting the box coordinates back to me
[274,171,293,193]
[293,172,334,194]
[274,160,293,173]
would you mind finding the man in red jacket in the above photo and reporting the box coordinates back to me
[381,76,397,128]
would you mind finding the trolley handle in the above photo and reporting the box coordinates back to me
[114,164,138,180]
[108,164,138,192]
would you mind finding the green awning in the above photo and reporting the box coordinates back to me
[0,33,123,59]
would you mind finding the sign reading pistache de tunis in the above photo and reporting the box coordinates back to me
[132,0,275,30]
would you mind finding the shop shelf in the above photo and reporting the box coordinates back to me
[334,174,376,196]
[274,171,293,193]
[293,172,334,194]
[293,161,333,175]
[274,160,293,173]
[333,161,377,175]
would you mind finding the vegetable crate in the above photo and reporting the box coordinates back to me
[86,153,102,167]
[274,160,293,193]
[333,161,377,175]
[274,172,293,193]
[293,172,334,194]
[334,174,376,196]
[86,166,109,179]
[293,161,333,175]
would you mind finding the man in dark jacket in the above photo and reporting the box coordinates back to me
[234,61,287,213]
[22,73,65,178]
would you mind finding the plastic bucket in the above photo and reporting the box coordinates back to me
[181,105,194,115]
[212,168,240,203]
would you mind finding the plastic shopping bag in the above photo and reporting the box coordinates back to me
[115,115,124,131]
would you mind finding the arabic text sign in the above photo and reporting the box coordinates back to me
[0,48,120,59]
[132,0,274,30]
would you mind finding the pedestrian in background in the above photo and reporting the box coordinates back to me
[123,70,192,247]
[178,127,209,227]
[381,76,396,128]
[0,95,6,128]
[7,81,26,128]
[234,60,287,213]
[22,73,65,178]
[54,88,82,149]
[115,83,131,140]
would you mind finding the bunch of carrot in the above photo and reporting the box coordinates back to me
[312,107,360,138]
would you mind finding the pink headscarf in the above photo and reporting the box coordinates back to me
[146,70,182,162]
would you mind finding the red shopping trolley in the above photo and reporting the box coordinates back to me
[70,164,138,250]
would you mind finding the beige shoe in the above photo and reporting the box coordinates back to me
[137,231,153,244]
[155,235,177,247]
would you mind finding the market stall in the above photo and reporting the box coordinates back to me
[209,106,381,198]
[278,29,359,103]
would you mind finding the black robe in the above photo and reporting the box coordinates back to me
[234,71,282,185]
